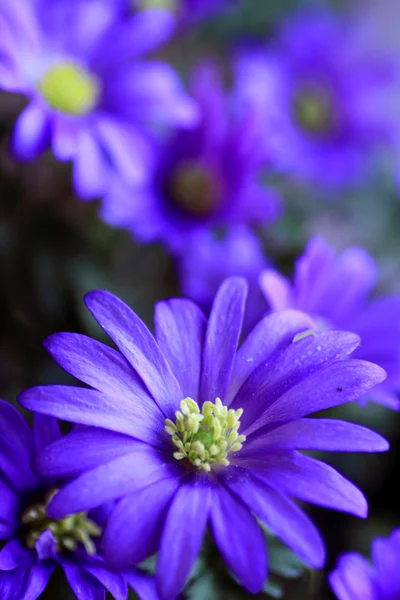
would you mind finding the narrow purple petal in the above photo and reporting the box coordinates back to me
[47,448,176,517]
[154,299,206,400]
[0,566,31,600]
[12,104,49,161]
[0,400,33,459]
[0,539,31,571]
[241,419,389,457]
[125,569,159,600]
[35,531,57,562]
[234,330,361,432]
[21,563,56,600]
[200,278,247,404]
[222,469,325,568]
[372,531,400,598]
[0,471,21,525]
[329,553,377,600]
[62,561,103,600]
[246,360,386,435]
[84,290,183,416]
[0,436,38,493]
[33,414,61,453]
[104,476,181,569]
[157,477,211,600]
[73,130,109,200]
[19,385,163,446]
[83,559,127,600]
[251,452,368,517]
[210,485,266,594]
[34,428,140,478]
[226,309,315,404]
[260,270,295,311]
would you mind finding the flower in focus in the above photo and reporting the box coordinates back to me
[260,236,400,409]
[235,10,392,190]
[0,402,157,600]
[100,63,281,252]
[330,527,400,599]
[178,226,268,333]
[19,278,388,599]
[0,0,198,199]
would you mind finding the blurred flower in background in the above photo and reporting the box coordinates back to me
[235,9,394,192]
[101,63,281,252]
[0,0,198,199]
[261,237,400,409]
[330,526,400,599]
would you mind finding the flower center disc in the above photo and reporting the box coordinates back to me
[136,0,178,11]
[293,87,335,136]
[165,397,246,472]
[168,162,222,218]
[22,490,101,555]
[38,62,100,116]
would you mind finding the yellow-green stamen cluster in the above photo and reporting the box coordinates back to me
[294,89,334,135]
[38,62,100,116]
[22,490,101,555]
[165,397,246,472]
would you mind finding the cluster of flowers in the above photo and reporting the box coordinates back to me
[1,1,400,599]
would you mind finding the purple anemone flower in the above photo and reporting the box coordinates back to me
[330,527,400,599]
[100,63,281,252]
[178,226,268,333]
[18,278,388,599]
[0,0,198,199]
[260,236,400,409]
[0,402,158,600]
[235,10,391,190]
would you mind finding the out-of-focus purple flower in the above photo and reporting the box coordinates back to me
[0,402,158,600]
[132,0,232,24]
[0,0,198,199]
[330,527,400,599]
[19,278,388,600]
[178,226,268,333]
[261,237,400,409]
[235,10,392,190]
[101,63,281,252]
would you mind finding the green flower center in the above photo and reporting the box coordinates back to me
[165,397,246,472]
[293,87,334,136]
[136,0,178,10]
[168,162,222,218]
[22,490,102,555]
[38,62,100,116]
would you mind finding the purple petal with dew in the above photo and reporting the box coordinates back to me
[210,485,266,594]
[33,414,61,453]
[226,309,315,404]
[11,104,50,161]
[250,451,368,517]
[104,476,182,569]
[329,553,377,600]
[240,419,389,458]
[372,530,400,598]
[125,569,160,600]
[222,469,325,568]
[35,531,57,562]
[62,561,103,600]
[0,539,31,571]
[157,477,211,600]
[259,270,295,311]
[19,385,164,447]
[233,330,361,433]
[154,299,206,401]
[200,277,247,404]
[34,428,141,478]
[83,559,127,600]
[47,447,177,518]
[244,360,386,436]
[84,290,184,417]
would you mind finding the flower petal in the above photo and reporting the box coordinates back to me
[222,469,325,568]
[259,270,295,311]
[125,569,159,600]
[83,559,127,600]
[154,299,206,400]
[35,531,57,562]
[104,476,181,569]
[73,129,109,200]
[252,452,368,517]
[84,290,183,417]
[157,477,211,600]
[19,385,163,446]
[226,309,315,404]
[33,415,61,453]
[329,553,377,600]
[372,530,400,598]
[12,104,49,161]
[210,485,266,594]
[0,539,31,571]
[22,563,56,600]
[47,448,176,517]
[62,561,103,600]
[0,473,20,526]
[200,278,247,404]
